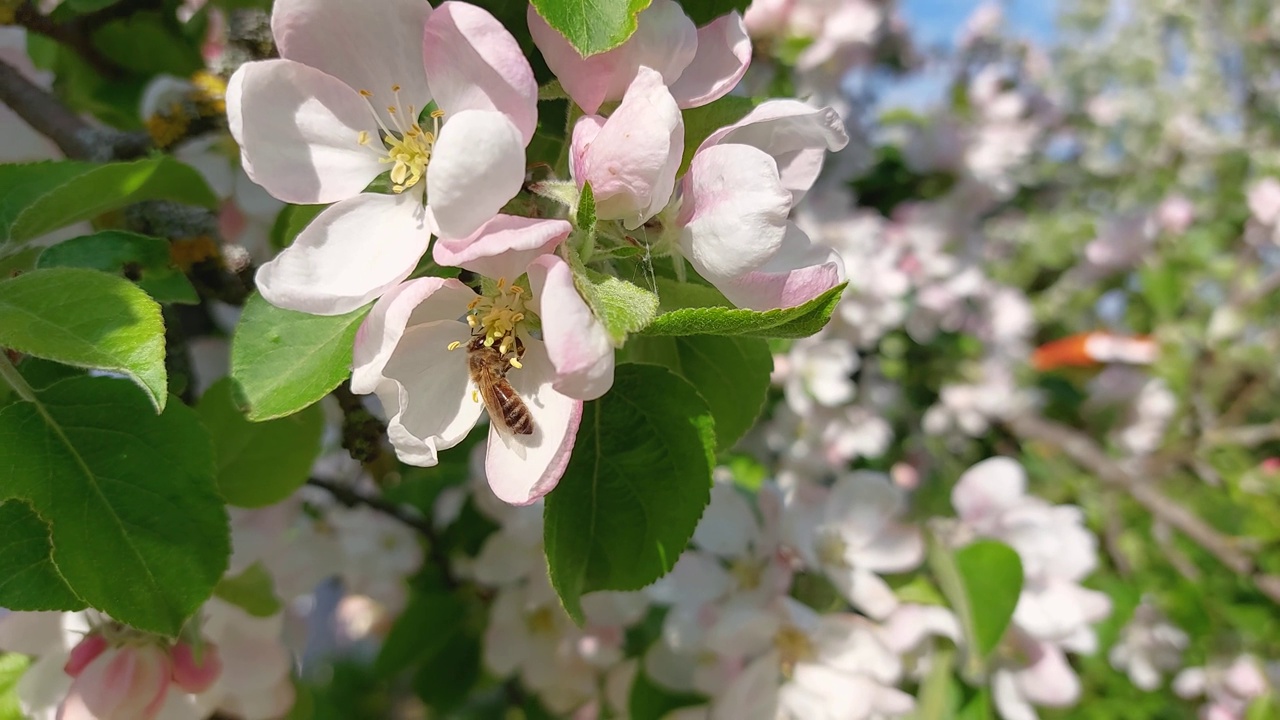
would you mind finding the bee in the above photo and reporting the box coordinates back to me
[466,335,535,435]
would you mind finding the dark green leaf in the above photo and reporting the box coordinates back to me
[410,630,481,712]
[0,501,83,611]
[0,375,228,635]
[270,203,329,251]
[679,95,757,175]
[197,377,325,507]
[0,159,217,246]
[624,334,772,451]
[375,591,465,677]
[37,230,199,304]
[91,13,203,75]
[0,268,168,410]
[529,0,651,57]
[629,668,706,720]
[544,364,715,622]
[676,0,749,25]
[230,293,370,421]
[640,283,845,339]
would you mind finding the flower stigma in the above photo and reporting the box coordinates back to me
[355,85,443,194]
[774,624,816,678]
[446,278,531,370]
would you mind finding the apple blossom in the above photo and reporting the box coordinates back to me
[228,0,536,315]
[529,0,750,114]
[351,218,619,502]
[782,472,924,619]
[1108,599,1189,691]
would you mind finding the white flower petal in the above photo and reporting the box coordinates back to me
[427,109,526,239]
[256,193,428,315]
[227,59,383,204]
[271,0,430,121]
[669,13,751,109]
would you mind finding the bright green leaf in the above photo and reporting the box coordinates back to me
[0,375,229,636]
[37,230,199,304]
[640,283,846,339]
[213,562,281,617]
[0,501,84,611]
[576,180,597,230]
[529,0,652,58]
[0,653,30,720]
[0,268,168,410]
[624,334,772,451]
[230,293,370,421]
[574,262,660,344]
[930,536,1023,680]
[0,159,218,247]
[197,378,324,506]
[544,364,715,623]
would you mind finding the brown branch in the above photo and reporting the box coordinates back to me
[0,55,94,159]
[1004,412,1280,603]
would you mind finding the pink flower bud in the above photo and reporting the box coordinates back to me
[170,641,223,694]
[63,634,109,678]
[57,644,172,720]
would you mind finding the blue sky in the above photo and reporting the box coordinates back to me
[877,0,1058,111]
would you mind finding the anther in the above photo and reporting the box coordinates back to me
[447,341,462,351]
[391,84,401,92]
[510,358,523,369]
[359,89,372,97]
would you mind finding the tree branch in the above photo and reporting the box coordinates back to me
[1004,412,1280,602]
[0,55,94,159]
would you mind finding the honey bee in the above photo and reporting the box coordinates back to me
[466,335,535,435]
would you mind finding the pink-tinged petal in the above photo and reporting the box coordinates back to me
[227,60,383,204]
[952,456,1027,527]
[669,13,751,109]
[352,276,476,394]
[484,339,582,505]
[60,645,172,720]
[527,0,697,115]
[1017,642,1081,707]
[427,109,526,239]
[434,215,571,280]
[711,651,780,720]
[574,67,683,229]
[699,100,848,203]
[169,642,222,694]
[715,223,842,310]
[527,254,615,400]
[64,635,108,678]
[423,2,537,145]
[271,0,430,120]
[678,143,790,281]
[569,115,605,183]
[381,321,484,466]
[256,193,428,315]
[992,669,1039,720]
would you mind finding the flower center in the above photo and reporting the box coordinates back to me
[451,278,531,368]
[729,557,765,590]
[816,530,849,569]
[526,606,558,636]
[774,624,816,678]
[356,85,441,194]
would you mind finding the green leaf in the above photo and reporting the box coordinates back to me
[91,12,203,75]
[629,668,706,720]
[930,536,1023,680]
[576,180,597,230]
[197,377,324,507]
[574,263,660,344]
[0,159,218,247]
[676,0,749,25]
[213,562,281,617]
[375,590,465,677]
[679,95,757,175]
[410,630,481,713]
[544,364,715,623]
[0,268,168,410]
[529,0,652,57]
[230,293,370,421]
[624,335,772,451]
[270,203,329,251]
[0,501,84,611]
[37,230,199,304]
[0,375,228,636]
[0,653,30,720]
[640,283,846,339]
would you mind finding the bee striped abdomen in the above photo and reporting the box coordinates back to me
[493,381,535,435]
